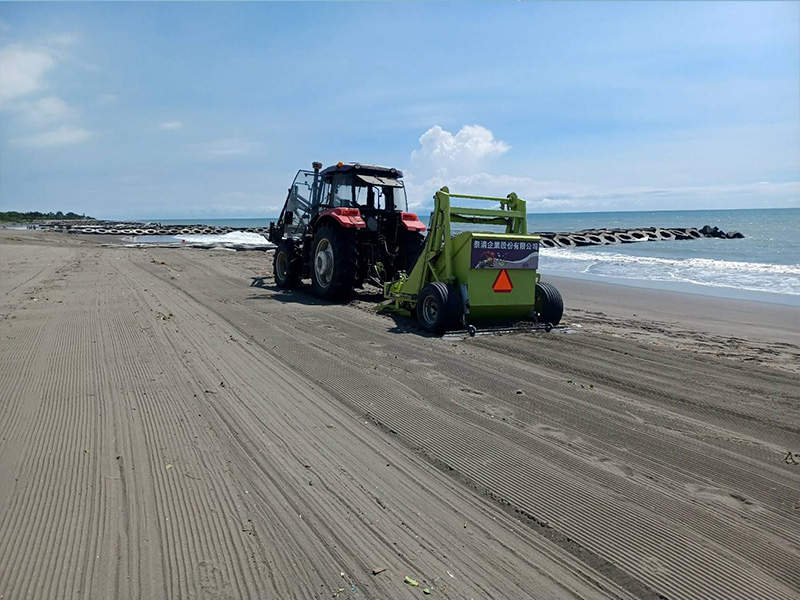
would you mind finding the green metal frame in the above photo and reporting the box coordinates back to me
[383,186,539,319]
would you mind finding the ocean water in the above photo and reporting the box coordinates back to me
[529,208,800,303]
[149,209,800,303]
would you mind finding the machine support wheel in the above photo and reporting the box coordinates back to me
[417,282,462,334]
[274,240,302,289]
[534,281,564,326]
[310,226,358,300]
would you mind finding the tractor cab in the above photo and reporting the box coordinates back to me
[281,163,410,239]
[319,163,408,214]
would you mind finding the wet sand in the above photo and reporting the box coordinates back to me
[1,229,798,600]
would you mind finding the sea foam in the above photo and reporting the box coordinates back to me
[540,247,800,296]
[177,231,272,246]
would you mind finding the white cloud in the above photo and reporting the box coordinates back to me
[13,126,92,148]
[0,36,96,149]
[0,44,56,103]
[403,124,800,212]
[159,121,183,130]
[195,138,262,158]
[410,125,510,175]
[406,124,513,209]
[21,95,75,126]
[404,117,800,211]
[405,125,520,209]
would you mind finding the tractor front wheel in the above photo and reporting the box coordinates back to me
[417,282,462,334]
[274,240,302,289]
[534,281,563,325]
[311,226,358,300]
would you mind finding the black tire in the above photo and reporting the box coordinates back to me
[402,231,426,273]
[534,281,563,326]
[310,226,358,300]
[273,240,302,289]
[416,282,463,334]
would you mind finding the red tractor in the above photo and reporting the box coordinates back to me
[268,162,427,300]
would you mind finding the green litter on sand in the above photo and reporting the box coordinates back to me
[404,576,419,587]
[423,588,432,595]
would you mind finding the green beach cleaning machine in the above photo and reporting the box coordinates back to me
[382,186,564,334]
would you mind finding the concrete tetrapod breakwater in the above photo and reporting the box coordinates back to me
[34,221,276,251]
[535,225,744,248]
[43,221,744,247]
[43,222,273,237]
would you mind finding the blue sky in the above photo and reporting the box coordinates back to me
[0,1,798,218]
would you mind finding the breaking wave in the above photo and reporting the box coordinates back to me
[540,248,800,296]
[176,231,271,245]
[134,231,274,248]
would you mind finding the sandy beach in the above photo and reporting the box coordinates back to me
[1,229,798,600]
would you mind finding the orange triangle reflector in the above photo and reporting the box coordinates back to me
[492,269,513,293]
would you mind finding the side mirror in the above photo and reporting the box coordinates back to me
[284,211,294,225]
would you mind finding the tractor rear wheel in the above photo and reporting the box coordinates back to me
[402,231,426,273]
[534,281,563,325]
[274,240,302,289]
[417,282,462,334]
[311,226,358,300]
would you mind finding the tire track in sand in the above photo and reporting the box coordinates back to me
[134,249,800,600]
[121,251,631,600]
[2,239,629,600]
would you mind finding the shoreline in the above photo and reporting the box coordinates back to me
[63,228,800,307]
[541,267,800,307]
[87,228,800,308]
[3,228,797,364]
[545,272,799,349]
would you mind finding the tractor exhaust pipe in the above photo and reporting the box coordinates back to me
[311,161,323,207]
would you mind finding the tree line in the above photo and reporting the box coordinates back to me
[0,211,94,222]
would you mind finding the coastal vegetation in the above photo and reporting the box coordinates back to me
[0,211,94,223]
